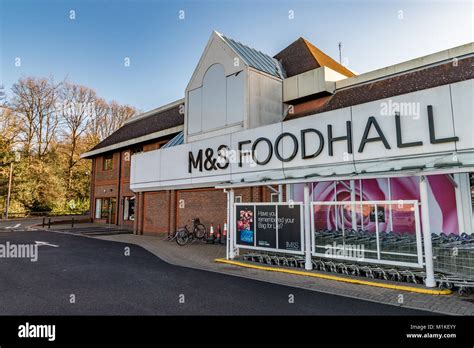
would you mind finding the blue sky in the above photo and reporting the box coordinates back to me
[1,0,472,112]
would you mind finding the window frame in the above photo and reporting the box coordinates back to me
[100,198,111,219]
[103,154,113,171]
[270,192,280,203]
[123,196,136,221]
[95,199,102,219]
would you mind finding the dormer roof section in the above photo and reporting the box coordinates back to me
[186,31,244,91]
[274,37,356,78]
[219,33,285,79]
[186,31,284,91]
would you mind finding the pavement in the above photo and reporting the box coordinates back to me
[0,215,90,230]
[0,229,432,315]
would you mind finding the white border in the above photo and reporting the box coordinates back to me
[234,202,304,255]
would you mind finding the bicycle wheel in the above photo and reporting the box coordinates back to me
[176,229,189,246]
[194,223,207,239]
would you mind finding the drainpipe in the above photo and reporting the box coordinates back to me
[90,158,96,222]
[420,176,436,288]
[116,151,123,226]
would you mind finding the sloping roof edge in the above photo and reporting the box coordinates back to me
[301,38,356,77]
[82,100,185,158]
[285,54,473,121]
[218,32,285,79]
[124,98,184,125]
[81,125,184,159]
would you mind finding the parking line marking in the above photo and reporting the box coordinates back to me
[214,258,452,295]
[5,223,21,229]
[35,241,60,248]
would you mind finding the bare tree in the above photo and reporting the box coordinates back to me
[10,79,36,155]
[4,75,137,214]
[88,97,109,144]
[59,82,97,191]
[87,98,136,142]
[108,101,136,135]
[11,77,61,159]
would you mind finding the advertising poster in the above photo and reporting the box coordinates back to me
[255,205,277,248]
[235,205,255,246]
[277,205,302,251]
[369,206,385,223]
[296,175,458,234]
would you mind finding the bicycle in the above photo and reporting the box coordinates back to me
[175,218,207,246]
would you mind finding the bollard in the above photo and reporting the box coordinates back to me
[42,217,45,227]
[48,218,51,229]
[71,217,74,228]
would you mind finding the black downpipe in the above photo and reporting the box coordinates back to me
[116,151,122,226]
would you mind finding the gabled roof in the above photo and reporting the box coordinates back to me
[219,33,285,79]
[274,37,356,78]
[81,100,184,158]
[286,55,473,120]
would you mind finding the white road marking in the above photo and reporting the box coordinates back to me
[5,223,21,229]
[35,241,59,248]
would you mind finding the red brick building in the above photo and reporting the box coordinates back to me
[82,100,185,232]
[82,98,286,235]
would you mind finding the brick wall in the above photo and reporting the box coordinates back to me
[135,186,282,235]
[143,191,170,234]
[176,189,228,231]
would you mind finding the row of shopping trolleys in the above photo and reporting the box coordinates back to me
[314,229,474,281]
[314,228,474,246]
[241,252,474,296]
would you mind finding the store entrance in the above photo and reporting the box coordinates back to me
[102,198,117,225]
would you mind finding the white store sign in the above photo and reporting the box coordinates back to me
[131,80,474,192]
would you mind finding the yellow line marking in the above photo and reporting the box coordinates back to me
[214,258,452,295]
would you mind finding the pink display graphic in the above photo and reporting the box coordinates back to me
[293,175,458,235]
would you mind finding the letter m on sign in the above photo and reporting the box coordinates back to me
[188,150,203,173]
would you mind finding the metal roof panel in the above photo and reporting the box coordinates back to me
[161,131,184,149]
[221,34,284,79]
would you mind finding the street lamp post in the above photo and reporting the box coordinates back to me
[5,161,13,220]
[5,152,20,220]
